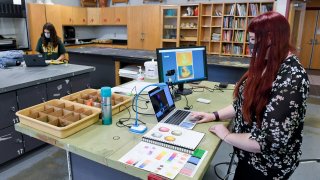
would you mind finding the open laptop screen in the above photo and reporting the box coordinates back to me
[148,85,175,121]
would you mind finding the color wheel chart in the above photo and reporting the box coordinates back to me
[119,141,191,179]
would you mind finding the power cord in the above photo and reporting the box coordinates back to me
[131,93,155,115]
[116,104,146,128]
[182,94,193,110]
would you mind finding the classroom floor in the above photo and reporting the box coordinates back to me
[1,74,319,180]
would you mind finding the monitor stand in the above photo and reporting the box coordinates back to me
[175,83,192,96]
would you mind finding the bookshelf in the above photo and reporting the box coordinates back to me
[199,1,274,57]
[179,5,199,47]
[160,6,180,48]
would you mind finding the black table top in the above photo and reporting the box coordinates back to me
[0,64,95,93]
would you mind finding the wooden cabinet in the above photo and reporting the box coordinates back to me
[61,6,87,25]
[27,3,46,53]
[161,6,180,48]
[45,5,63,39]
[73,7,87,25]
[128,5,160,50]
[101,7,127,25]
[61,5,74,25]
[114,7,127,25]
[28,3,64,53]
[101,7,113,25]
[87,8,101,25]
[179,5,200,47]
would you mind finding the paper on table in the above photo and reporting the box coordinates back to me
[120,81,156,93]
[119,141,191,179]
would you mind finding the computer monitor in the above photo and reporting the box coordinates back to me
[156,46,208,95]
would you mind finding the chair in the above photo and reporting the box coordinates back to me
[214,151,237,180]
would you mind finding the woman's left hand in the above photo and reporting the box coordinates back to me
[209,124,230,140]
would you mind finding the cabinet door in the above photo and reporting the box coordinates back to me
[45,5,63,40]
[46,78,72,100]
[143,5,161,50]
[71,73,91,92]
[27,3,46,53]
[0,126,24,164]
[114,7,127,25]
[22,134,45,152]
[73,7,87,25]
[127,6,144,49]
[0,91,18,129]
[87,8,101,25]
[16,85,47,152]
[101,7,114,25]
[17,84,47,109]
[61,5,73,25]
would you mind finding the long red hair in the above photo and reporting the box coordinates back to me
[233,12,292,126]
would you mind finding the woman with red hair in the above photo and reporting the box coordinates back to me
[192,12,309,179]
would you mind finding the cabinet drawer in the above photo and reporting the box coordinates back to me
[17,84,47,109]
[0,91,18,129]
[0,126,24,164]
[71,73,91,93]
[46,78,72,100]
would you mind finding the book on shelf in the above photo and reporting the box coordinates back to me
[142,123,205,154]
[261,4,273,13]
[223,30,233,42]
[233,45,243,55]
[212,33,221,41]
[223,17,234,28]
[236,4,246,16]
[223,44,232,54]
[234,18,245,29]
[234,31,244,42]
[229,4,236,15]
[250,4,259,16]
[214,9,222,16]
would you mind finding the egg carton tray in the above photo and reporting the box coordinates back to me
[16,99,101,138]
[60,89,133,115]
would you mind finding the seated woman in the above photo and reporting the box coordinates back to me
[36,23,67,62]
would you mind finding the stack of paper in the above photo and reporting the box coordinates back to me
[119,65,144,79]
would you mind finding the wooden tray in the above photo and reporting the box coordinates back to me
[60,89,133,115]
[16,99,101,138]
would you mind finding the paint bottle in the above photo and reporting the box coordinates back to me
[101,87,112,125]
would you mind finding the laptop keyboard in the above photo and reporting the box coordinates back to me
[164,110,190,125]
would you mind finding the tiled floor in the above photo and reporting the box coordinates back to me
[1,97,319,180]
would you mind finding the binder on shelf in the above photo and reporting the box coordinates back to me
[142,123,205,154]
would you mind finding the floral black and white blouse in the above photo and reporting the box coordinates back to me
[232,55,310,179]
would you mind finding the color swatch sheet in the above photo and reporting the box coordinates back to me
[119,141,191,179]
[179,149,208,177]
[142,123,204,151]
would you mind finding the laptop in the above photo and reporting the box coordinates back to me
[23,54,49,67]
[148,85,198,129]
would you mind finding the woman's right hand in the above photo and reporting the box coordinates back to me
[190,112,215,124]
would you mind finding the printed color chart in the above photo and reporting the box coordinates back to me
[119,142,191,179]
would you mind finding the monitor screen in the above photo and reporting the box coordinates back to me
[148,85,175,121]
[156,46,208,85]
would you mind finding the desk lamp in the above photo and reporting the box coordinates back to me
[129,83,167,134]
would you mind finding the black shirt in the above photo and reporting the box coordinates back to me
[232,55,310,179]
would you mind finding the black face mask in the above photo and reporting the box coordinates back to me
[249,42,255,54]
